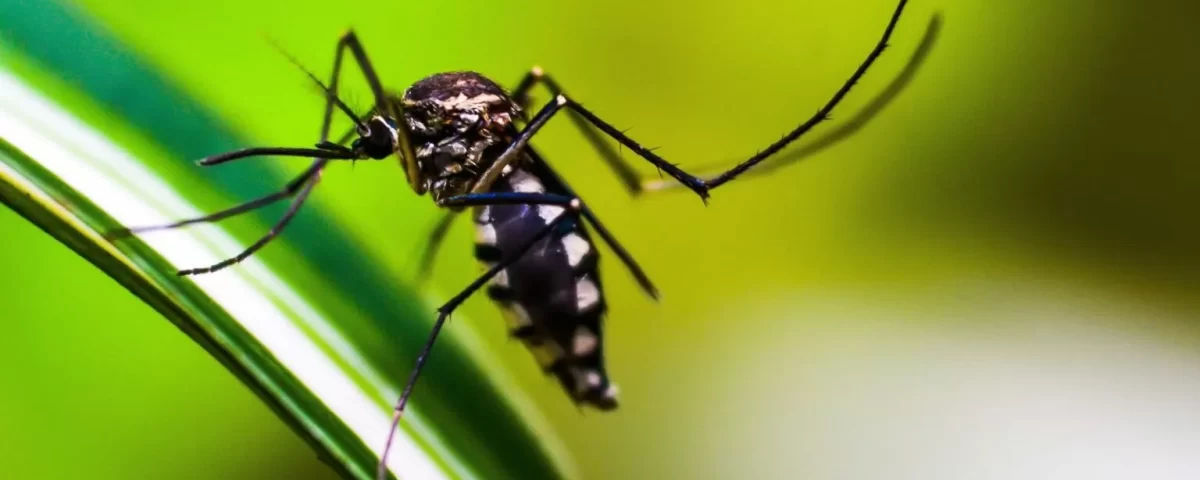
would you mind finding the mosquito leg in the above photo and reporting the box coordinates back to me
[472,95,708,198]
[118,35,376,269]
[441,189,656,298]
[525,146,659,299]
[640,10,942,192]
[107,160,328,238]
[411,210,459,285]
[492,0,911,201]
[329,31,420,188]
[177,176,320,276]
[509,67,645,195]
[437,191,575,208]
[509,65,545,109]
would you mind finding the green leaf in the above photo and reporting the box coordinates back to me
[0,31,571,480]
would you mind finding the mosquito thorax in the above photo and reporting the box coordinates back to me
[400,72,521,201]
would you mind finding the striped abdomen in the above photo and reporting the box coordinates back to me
[473,167,618,409]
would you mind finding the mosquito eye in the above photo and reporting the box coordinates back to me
[361,135,392,159]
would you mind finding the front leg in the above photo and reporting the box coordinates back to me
[105,36,385,274]
[327,31,422,192]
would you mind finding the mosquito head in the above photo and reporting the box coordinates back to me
[401,72,520,201]
[349,115,400,160]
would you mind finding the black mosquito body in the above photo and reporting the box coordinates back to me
[407,72,629,409]
[106,1,928,478]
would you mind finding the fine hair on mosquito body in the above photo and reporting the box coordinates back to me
[107,0,937,478]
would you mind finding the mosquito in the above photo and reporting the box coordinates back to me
[109,0,921,478]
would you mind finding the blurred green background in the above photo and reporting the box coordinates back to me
[3,0,1199,479]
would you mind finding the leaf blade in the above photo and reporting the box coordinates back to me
[0,63,573,479]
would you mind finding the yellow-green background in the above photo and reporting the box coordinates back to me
[3,0,1199,478]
